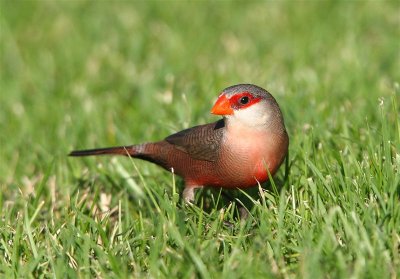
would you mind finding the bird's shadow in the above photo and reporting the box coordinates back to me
[194,175,287,219]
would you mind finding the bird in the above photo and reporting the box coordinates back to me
[69,84,289,203]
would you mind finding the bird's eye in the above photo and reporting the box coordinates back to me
[239,96,249,105]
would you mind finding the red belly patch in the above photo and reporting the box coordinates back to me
[252,161,272,184]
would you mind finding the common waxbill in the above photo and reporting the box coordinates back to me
[69,84,289,202]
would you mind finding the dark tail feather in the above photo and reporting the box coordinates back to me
[69,145,136,157]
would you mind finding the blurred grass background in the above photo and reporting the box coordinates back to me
[1,1,399,278]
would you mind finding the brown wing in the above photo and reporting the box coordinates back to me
[165,119,225,162]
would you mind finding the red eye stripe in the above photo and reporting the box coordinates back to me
[229,92,261,109]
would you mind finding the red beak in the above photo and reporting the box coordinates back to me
[211,94,234,115]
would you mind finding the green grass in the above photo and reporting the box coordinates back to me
[1,1,399,278]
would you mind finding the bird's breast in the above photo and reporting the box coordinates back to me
[159,124,288,190]
[216,125,288,188]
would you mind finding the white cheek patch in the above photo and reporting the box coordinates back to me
[229,102,271,127]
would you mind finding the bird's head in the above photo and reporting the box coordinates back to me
[211,84,286,130]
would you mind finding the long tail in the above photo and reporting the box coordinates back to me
[69,145,138,157]
[69,143,169,170]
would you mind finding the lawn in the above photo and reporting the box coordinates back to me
[1,1,399,278]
